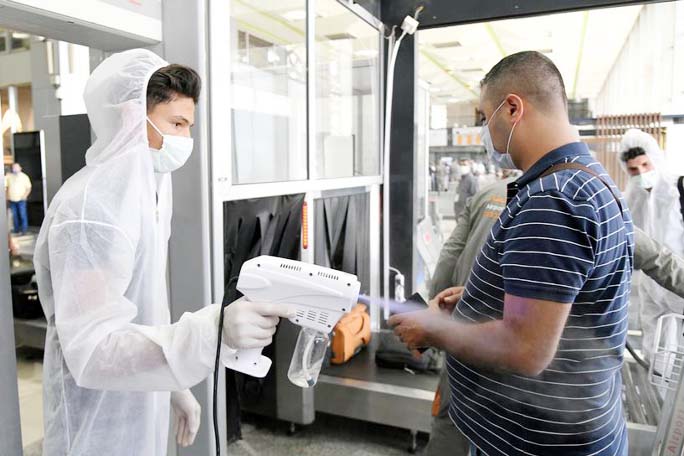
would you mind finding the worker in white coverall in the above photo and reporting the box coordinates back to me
[34,49,294,455]
[618,129,684,363]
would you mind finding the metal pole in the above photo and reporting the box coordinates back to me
[8,85,19,157]
[0,89,4,157]
[0,173,23,455]
[163,1,222,454]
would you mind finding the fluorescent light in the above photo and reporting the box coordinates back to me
[281,9,306,21]
[11,32,30,39]
[432,40,461,49]
[326,33,356,40]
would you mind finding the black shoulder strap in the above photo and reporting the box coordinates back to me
[677,176,684,224]
[540,162,623,213]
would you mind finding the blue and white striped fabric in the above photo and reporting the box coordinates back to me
[448,142,634,456]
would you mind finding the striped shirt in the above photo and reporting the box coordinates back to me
[447,142,633,456]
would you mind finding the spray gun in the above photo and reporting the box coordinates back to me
[223,255,361,387]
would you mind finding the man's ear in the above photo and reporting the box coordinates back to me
[505,94,524,121]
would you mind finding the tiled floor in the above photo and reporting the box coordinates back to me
[14,348,428,455]
[230,413,428,456]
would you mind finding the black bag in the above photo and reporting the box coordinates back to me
[11,274,43,320]
[375,292,442,373]
[677,176,684,224]
[375,331,442,373]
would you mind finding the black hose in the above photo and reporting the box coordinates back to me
[626,340,650,371]
[213,276,240,456]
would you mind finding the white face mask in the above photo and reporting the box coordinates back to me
[480,99,518,170]
[147,117,194,173]
[631,169,658,190]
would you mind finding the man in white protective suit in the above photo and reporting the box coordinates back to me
[34,49,294,455]
[618,128,684,363]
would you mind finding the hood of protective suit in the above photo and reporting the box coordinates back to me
[85,49,168,165]
[619,128,676,227]
[619,128,665,174]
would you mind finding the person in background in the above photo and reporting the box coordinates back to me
[8,233,19,257]
[436,162,445,193]
[5,162,32,235]
[618,128,684,363]
[442,161,452,192]
[426,177,684,455]
[500,168,521,180]
[429,162,438,192]
[453,159,479,219]
[473,160,486,176]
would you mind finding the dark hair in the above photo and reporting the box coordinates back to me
[481,51,568,112]
[146,64,201,111]
[621,146,647,163]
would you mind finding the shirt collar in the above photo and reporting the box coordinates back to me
[515,142,591,188]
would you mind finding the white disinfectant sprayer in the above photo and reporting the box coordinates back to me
[223,255,361,387]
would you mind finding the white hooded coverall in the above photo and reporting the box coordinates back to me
[34,49,225,455]
[620,129,684,361]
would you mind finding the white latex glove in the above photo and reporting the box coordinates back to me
[223,298,296,349]
[171,389,201,448]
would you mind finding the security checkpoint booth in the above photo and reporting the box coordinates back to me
[0,1,682,455]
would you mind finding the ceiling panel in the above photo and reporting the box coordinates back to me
[419,5,642,107]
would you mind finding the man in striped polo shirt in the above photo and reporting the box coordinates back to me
[390,51,633,455]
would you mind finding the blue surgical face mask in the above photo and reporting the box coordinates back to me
[480,99,518,170]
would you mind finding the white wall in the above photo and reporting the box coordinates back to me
[594,2,684,116]
[447,100,479,127]
[55,42,90,115]
[665,124,684,176]
[0,51,31,87]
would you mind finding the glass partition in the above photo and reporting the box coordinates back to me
[313,0,380,179]
[230,1,308,184]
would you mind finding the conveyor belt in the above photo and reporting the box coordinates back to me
[317,334,440,434]
[322,335,440,391]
